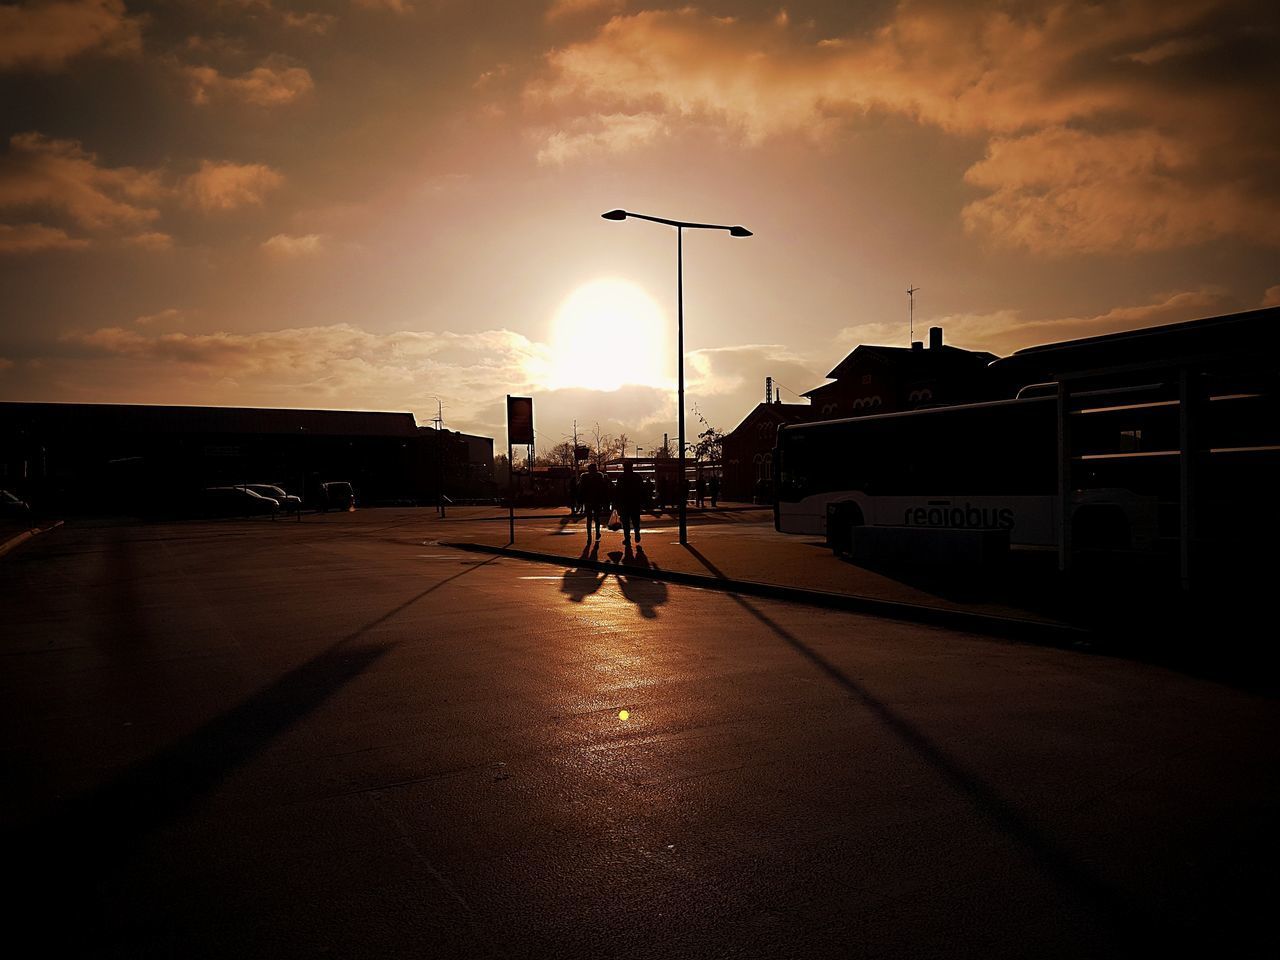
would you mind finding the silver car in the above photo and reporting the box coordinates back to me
[238,484,302,513]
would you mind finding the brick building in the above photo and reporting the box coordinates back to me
[802,326,998,418]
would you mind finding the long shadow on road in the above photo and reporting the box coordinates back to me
[680,543,1165,956]
[8,554,500,951]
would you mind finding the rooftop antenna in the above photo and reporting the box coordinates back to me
[907,284,920,345]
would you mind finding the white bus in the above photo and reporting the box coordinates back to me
[773,394,1164,552]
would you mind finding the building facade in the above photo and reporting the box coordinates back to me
[802,327,998,418]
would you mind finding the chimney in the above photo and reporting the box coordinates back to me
[911,341,923,351]
[929,326,943,350]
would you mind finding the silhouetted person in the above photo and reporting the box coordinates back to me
[707,474,720,508]
[695,474,706,508]
[568,472,581,516]
[615,460,646,547]
[579,462,612,542]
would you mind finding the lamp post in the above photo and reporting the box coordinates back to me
[600,208,751,544]
[427,396,445,518]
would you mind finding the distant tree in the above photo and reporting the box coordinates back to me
[493,454,510,486]
[692,405,724,462]
[538,441,576,468]
[589,422,619,469]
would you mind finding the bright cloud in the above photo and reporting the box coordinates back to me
[904,289,1236,357]
[125,231,173,251]
[55,323,550,433]
[962,127,1280,255]
[535,112,667,165]
[134,308,183,327]
[526,2,1280,254]
[261,233,324,257]
[183,161,283,212]
[184,58,314,108]
[0,0,142,73]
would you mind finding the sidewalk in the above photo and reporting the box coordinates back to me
[438,504,1090,641]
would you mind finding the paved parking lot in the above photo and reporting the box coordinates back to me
[3,510,1277,958]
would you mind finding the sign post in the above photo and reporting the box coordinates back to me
[506,396,534,545]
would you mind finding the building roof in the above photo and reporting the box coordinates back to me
[988,306,1280,383]
[800,342,998,397]
[824,343,997,380]
[725,402,816,438]
[0,401,422,438]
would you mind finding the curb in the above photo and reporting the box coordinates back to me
[441,540,1089,646]
[0,519,64,560]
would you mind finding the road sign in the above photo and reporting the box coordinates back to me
[507,396,533,445]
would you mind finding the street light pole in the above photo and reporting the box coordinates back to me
[601,208,751,545]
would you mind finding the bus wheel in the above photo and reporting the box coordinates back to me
[1072,508,1130,550]
[827,502,864,556]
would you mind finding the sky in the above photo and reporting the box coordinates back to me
[1,0,1277,451]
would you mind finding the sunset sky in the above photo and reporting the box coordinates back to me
[2,0,1277,449]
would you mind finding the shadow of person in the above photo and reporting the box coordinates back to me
[560,564,606,602]
[615,550,668,618]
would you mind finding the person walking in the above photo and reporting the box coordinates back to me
[708,474,720,509]
[615,460,647,548]
[579,462,612,542]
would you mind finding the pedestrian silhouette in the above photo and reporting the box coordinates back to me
[615,461,646,548]
[579,462,612,542]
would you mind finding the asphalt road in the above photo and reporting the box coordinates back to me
[3,510,1277,959]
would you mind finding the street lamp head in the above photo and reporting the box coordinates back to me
[729,225,753,237]
[601,209,628,221]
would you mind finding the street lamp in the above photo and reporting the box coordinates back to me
[601,208,752,544]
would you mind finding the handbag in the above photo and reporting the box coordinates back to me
[607,509,622,531]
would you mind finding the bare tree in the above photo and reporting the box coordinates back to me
[537,441,576,468]
[692,405,723,462]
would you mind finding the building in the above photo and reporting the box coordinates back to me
[721,399,815,502]
[419,426,495,501]
[802,326,998,418]
[0,401,494,514]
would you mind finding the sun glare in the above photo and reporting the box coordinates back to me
[549,279,669,391]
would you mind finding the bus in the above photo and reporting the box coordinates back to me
[773,394,1163,551]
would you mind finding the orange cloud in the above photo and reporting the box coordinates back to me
[134,308,183,327]
[962,127,1280,255]
[184,58,314,107]
[527,2,1280,254]
[0,0,142,72]
[261,233,323,256]
[0,132,163,229]
[0,222,90,253]
[183,161,283,212]
[546,0,623,21]
[877,289,1238,357]
[354,0,413,13]
[126,231,173,251]
[54,323,551,433]
[535,112,667,165]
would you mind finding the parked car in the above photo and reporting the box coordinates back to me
[1,489,33,525]
[237,484,302,513]
[318,481,355,512]
[202,486,279,518]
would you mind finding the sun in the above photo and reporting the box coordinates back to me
[548,279,669,391]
